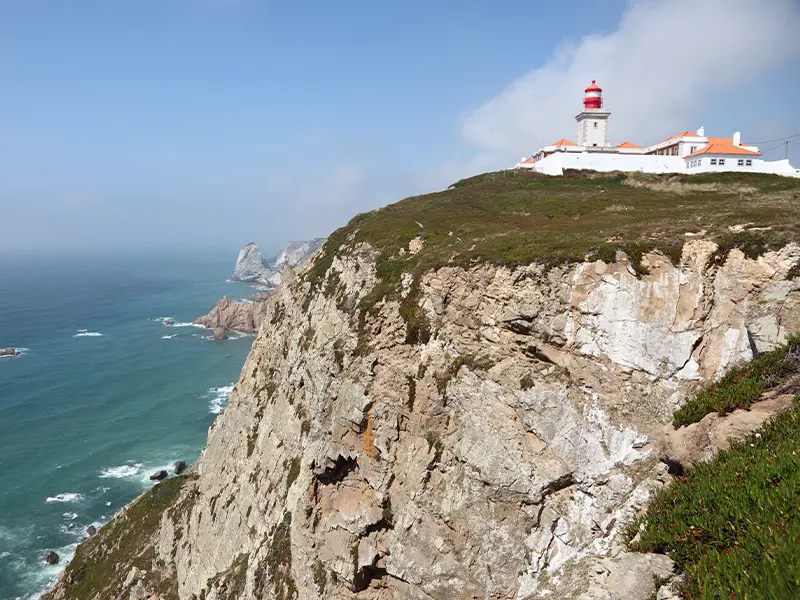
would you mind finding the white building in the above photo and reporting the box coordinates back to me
[515,81,799,178]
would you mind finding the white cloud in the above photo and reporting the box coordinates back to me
[460,0,800,156]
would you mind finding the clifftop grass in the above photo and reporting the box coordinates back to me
[304,171,800,301]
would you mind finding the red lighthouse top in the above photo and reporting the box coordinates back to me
[584,79,603,109]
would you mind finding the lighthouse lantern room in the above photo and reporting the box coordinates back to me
[575,79,610,147]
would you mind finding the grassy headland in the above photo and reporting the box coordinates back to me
[303,171,800,305]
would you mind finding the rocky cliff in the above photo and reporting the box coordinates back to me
[44,172,800,600]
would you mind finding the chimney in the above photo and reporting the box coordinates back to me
[696,126,705,137]
[733,131,741,147]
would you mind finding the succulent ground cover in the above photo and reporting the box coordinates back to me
[672,336,800,427]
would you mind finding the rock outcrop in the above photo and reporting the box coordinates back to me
[198,239,328,335]
[231,243,273,283]
[0,347,20,358]
[194,293,270,334]
[230,239,326,288]
[44,239,800,600]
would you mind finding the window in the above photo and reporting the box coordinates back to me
[738,159,744,166]
[594,122,598,129]
[711,158,717,165]
[746,160,752,166]
[719,159,725,166]
[690,146,697,153]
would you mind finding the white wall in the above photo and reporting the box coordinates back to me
[684,156,800,177]
[532,152,684,175]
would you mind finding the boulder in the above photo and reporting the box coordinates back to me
[0,347,19,357]
[213,327,229,341]
[86,525,97,536]
[173,461,187,475]
[149,470,168,481]
[44,551,59,565]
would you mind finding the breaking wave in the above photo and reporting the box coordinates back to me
[45,493,84,504]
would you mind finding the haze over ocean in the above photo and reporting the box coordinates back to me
[0,256,253,599]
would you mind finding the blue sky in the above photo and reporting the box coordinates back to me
[1,0,799,259]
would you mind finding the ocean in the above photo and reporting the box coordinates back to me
[0,255,255,599]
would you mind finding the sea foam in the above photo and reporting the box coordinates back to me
[99,463,142,479]
[45,493,84,504]
[208,384,235,414]
[73,331,103,337]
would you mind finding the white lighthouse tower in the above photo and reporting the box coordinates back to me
[576,80,610,147]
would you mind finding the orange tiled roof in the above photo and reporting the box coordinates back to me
[617,141,642,149]
[521,157,534,165]
[684,141,761,159]
[552,138,577,147]
[659,131,702,143]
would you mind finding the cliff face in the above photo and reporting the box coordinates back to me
[44,236,800,600]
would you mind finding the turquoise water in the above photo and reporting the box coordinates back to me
[0,256,254,599]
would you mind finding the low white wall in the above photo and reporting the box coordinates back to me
[532,152,684,175]
[528,152,800,178]
[686,157,800,178]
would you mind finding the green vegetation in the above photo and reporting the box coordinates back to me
[303,171,800,312]
[312,560,328,595]
[286,456,301,490]
[632,396,800,599]
[58,474,196,600]
[435,354,496,396]
[672,336,800,427]
[254,511,297,599]
[204,553,249,598]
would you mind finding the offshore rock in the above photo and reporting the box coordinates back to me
[231,242,273,283]
[0,347,19,357]
[194,294,269,334]
[44,240,800,600]
[198,239,327,334]
[230,239,326,287]
[212,327,229,341]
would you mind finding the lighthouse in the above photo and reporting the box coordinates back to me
[576,80,610,147]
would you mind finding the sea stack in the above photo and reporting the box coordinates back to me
[231,242,274,283]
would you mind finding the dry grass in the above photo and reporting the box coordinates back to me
[623,173,759,195]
